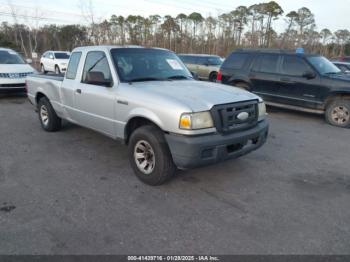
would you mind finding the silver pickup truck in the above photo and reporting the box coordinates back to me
[27,46,269,185]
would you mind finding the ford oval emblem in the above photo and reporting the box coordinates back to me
[237,112,249,121]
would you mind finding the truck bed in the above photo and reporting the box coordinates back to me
[29,73,64,82]
[26,73,64,113]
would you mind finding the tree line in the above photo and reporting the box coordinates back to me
[1,1,350,59]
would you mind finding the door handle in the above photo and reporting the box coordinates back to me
[76,89,82,94]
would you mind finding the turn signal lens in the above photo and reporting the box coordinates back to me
[180,115,192,129]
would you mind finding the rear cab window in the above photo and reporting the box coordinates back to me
[66,52,82,80]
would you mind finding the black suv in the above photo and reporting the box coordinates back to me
[218,49,350,128]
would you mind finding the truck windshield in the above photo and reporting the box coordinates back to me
[307,56,341,75]
[54,52,70,59]
[0,50,25,64]
[111,48,192,82]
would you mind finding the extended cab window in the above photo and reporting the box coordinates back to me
[82,51,113,86]
[252,54,279,74]
[66,52,82,80]
[222,53,249,69]
[281,56,311,76]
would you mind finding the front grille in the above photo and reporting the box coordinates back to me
[211,100,259,134]
[0,72,33,78]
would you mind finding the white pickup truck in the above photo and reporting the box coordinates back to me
[27,45,269,185]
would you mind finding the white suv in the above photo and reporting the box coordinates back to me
[40,51,70,74]
[0,48,35,92]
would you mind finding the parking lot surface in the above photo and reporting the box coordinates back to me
[0,95,349,254]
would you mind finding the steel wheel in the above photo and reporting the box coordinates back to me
[134,140,156,175]
[40,105,49,127]
[55,66,60,74]
[331,106,350,125]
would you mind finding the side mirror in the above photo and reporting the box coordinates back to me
[86,71,112,87]
[302,71,316,79]
[190,71,199,80]
[49,55,54,60]
[26,58,33,64]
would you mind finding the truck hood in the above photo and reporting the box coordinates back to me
[0,64,35,73]
[129,80,260,112]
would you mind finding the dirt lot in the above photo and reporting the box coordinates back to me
[0,94,349,255]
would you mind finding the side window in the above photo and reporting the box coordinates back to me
[223,53,249,69]
[82,51,112,86]
[186,56,197,64]
[252,54,279,74]
[197,57,207,65]
[66,52,82,80]
[281,56,311,76]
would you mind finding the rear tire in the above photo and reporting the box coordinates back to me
[325,99,350,128]
[128,125,176,186]
[209,72,217,82]
[38,97,62,132]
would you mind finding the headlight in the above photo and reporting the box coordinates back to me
[258,102,267,119]
[179,111,214,130]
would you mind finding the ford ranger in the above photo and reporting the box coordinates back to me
[26,46,269,186]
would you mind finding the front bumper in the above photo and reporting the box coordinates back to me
[0,79,26,93]
[165,119,268,169]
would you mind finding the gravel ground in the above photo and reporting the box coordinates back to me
[0,94,349,255]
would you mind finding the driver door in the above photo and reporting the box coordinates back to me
[277,55,323,108]
[73,51,117,137]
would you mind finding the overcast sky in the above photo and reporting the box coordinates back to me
[1,0,349,32]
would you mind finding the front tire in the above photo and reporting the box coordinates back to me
[325,99,350,128]
[55,65,61,75]
[38,97,62,132]
[128,125,176,186]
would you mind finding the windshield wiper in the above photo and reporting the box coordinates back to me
[167,75,192,80]
[128,77,167,83]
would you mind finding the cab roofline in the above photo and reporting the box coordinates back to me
[72,45,170,52]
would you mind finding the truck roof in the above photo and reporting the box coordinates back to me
[72,45,170,53]
[233,48,319,57]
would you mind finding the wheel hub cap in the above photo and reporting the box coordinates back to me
[134,140,155,175]
[332,106,349,124]
[40,105,49,126]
